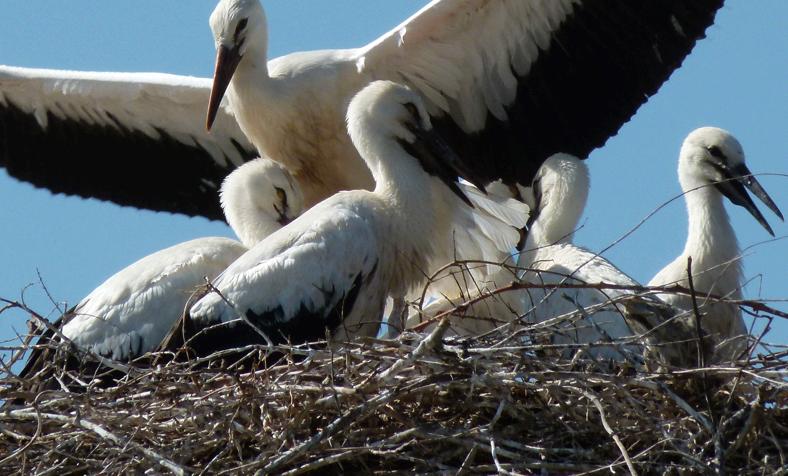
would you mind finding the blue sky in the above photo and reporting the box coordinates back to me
[0,1,785,364]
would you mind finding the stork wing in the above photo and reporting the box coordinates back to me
[0,66,257,220]
[189,203,382,346]
[356,0,723,184]
[15,237,246,378]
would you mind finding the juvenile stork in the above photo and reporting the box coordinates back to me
[188,81,514,347]
[648,127,783,363]
[516,154,643,361]
[18,158,303,381]
[0,1,724,217]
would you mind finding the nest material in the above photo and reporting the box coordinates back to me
[1,313,786,475]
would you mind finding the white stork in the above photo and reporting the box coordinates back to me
[648,127,783,363]
[379,180,530,339]
[517,154,646,361]
[18,158,303,378]
[188,80,521,346]
[0,1,724,217]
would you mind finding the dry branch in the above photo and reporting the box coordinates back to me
[1,273,785,474]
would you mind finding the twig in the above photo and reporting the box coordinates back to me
[686,257,707,369]
[580,390,638,476]
[377,317,449,383]
[409,280,788,332]
[3,409,187,475]
[257,377,436,474]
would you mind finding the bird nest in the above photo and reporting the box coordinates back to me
[1,298,786,475]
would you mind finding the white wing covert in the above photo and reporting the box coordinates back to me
[0,66,257,219]
[356,0,723,185]
[17,236,247,380]
[189,204,383,343]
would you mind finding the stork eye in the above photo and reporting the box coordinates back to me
[403,102,419,120]
[234,18,249,42]
[707,145,725,160]
[275,186,288,210]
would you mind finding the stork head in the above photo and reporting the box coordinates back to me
[527,153,589,245]
[207,0,267,131]
[220,157,304,247]
[347,80,487,207]
[680,127,783,236]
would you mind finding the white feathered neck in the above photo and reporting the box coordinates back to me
[346,81,436,217]
[670,127,744,295]
[523,153,589,251]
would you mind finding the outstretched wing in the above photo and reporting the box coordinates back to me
[357,0,723,184]
[0,66,257,219]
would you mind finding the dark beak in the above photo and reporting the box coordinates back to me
[403,125,487,208]
[207,44,243,131]
[276,213,293,227]
[715,163,783,236]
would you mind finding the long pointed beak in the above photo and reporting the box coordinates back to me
[715,163,783,236]
[733,163,784,221]
[405,126,485,208]
[207,44,243,131]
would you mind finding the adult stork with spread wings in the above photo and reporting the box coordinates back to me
[0,0,724,217]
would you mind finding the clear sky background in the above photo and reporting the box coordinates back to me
[0,1,785,366]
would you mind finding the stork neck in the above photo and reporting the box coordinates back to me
[226,41,279,153]
[520,188,582,263]
[374,143,434,213]
[235,40,270,82]
[227,210,279,249]
[525,218,575,250]
[222,189,279,249]
[681,185,740,273]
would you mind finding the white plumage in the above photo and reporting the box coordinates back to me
[385,181,529,338]
[207,0,723,208]
[0,1,724,218]
[61,237,247,361]
[648,127,783,363]
[21,158,302,368]
[517,154,642,360]
[189,80,522,345]
[0,66,256,219]
[0,67,249,168]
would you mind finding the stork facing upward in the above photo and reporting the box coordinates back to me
[649,127,783,363]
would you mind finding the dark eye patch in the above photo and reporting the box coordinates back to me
[275,186,288,211]
[403,102,419,119]
[526,177,543,230]
[234,18,249,43]
[707,145,725,159]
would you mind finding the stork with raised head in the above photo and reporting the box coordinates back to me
[648,127,783,364]
[188,80,519,347]
[1,1,724,218]
[18,158,303,383]
[207,0,726,208]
